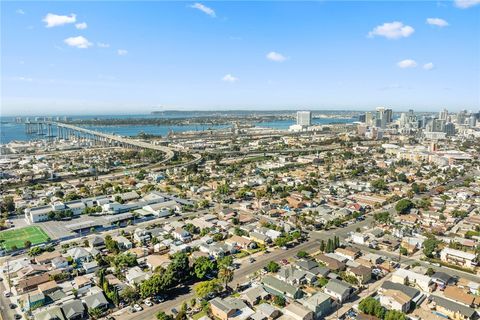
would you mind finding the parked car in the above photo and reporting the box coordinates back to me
[4,292,12,297]
[14,315,22,320]
[249,258,256,263]
[9,303,17,309]
[144,300,153,307]
[133,304,143,312]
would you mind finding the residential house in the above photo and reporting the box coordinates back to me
[379,281,421,313]
[317,254,346,272]
[323,279,353,303]
[172,228,192,242]
[440,248,477,269]
[391,268,434,292]
[83,291,109,311]
[262,275,303,299]
[126,266,151,285]
[444,286,479,308]
[335,247,361,261]
[347,265,372,284]
[302,292,332,319]
[430,295,477,320]
[61,299,85,320]
[283,302,314,320]
[34,305,65,320]
[65,247,92,266]
[241,285,270,306]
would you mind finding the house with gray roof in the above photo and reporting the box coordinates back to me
[302,291,332,319]
[430,295,477,320]
[61,299,85,320]
[82,291,109,311]
[241,285,270,306]
[34,305,65,320]
[323,279,353,303]
[262,275,303,299]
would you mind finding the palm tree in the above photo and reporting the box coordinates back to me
[218,267,234,291]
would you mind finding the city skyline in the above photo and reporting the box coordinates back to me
[1,1,480,115]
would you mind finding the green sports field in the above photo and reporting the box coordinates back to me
[0,226,50,251]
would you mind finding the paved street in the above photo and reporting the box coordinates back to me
[114,214,378,320]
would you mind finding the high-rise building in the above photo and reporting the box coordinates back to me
[439,109,448,121]
[468,116,477,127]
[384,108,393,124]
[297,111,312,126]
[445,122,456,136]
[375,107,390,128]
[358,114,366,123]
[457,110,467,125]
[365,112,373,126]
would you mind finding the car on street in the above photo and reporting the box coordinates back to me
[133,304,143,312]
[4,292,12,297]
[14,315,22,320]
[9,303,17,309]
[249,258,256,263]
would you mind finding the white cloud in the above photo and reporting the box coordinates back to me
[266,51,287,62]
[368,21,415,39]
[43,13,76,28]
[64,36,92,49]
[426,18,449,27]
[97,42,110,48]
[190,3,216,17]
[423,62,434,70]
[454,0,480,8]
[13,76,33,82]
[75,22,87,30]
[222,74,238,83]
[117,49,128,56]
[397,59,417,68]
[16,9,25,15]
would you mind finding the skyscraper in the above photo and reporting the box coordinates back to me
[439,109,448,121]
[297,111,312,127]
[375,107,392,128]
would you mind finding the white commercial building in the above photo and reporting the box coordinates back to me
[297,111,312,127]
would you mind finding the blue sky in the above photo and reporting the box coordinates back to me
[1,1,479,115]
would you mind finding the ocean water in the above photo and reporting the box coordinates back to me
[0,114,355,144]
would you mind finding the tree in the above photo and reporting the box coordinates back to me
[266,261,280,273]
[297,251,309,259]
[384,310,407,320]
[334,236,340,249]
[218,267,234,290]
[170,252,191,283]
[359,297,385,319]
[24,240,32,249]
[275,237,288,247]
[88,308,104,320]
[426,267,435,276]
[120,285,139,302]
[193,256,217,280]
[326,238,334,253]
[217,256,233,270]
[105,235,120,254]
[371,179,387,191]
[320,240,326,252]
[395,199,414,214]
[423,236,440,258]
[273,295,286,307]
[374,211,390,224]
[397,173,408,182]
[399,246,408,256]
[156,311,174,320]
[194,279,222,299]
